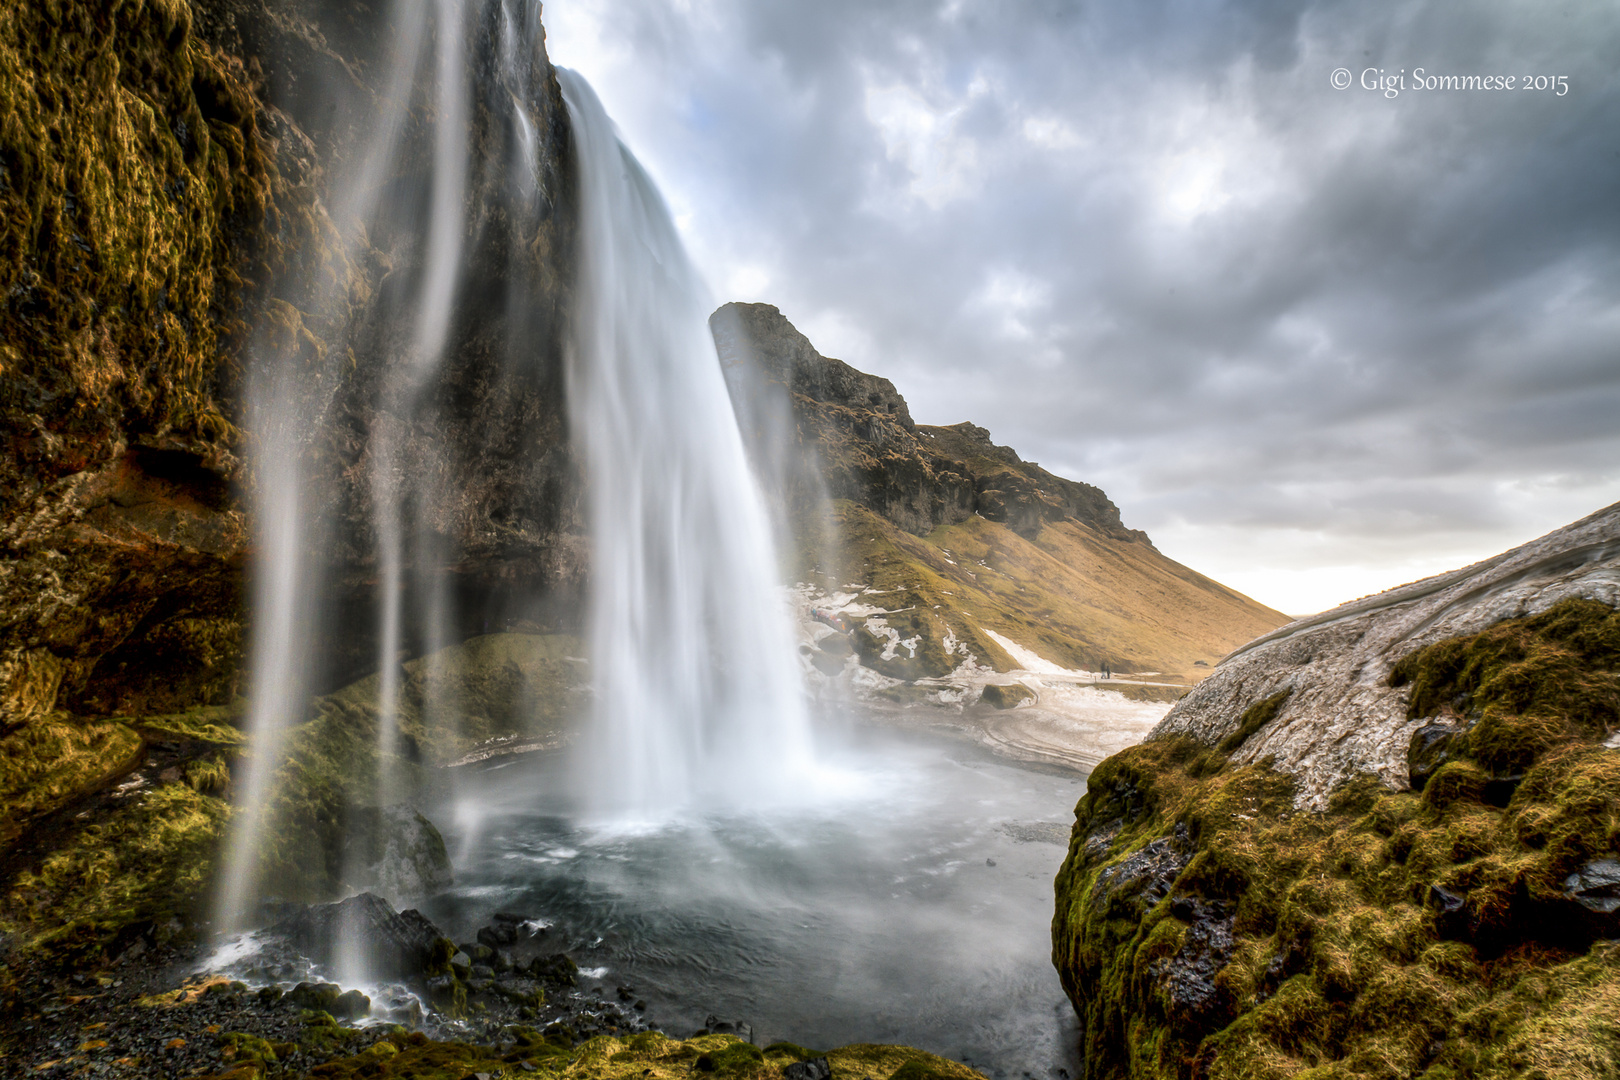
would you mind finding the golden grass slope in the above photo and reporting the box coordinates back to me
[818,499,1287,684]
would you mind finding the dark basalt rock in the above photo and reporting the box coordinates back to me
[342,804,455,901]
[530,953,580,986]
[1427,883,1471,941]
[1152,897,1235,1028]
[1565,858,1620,914]
[270,892,447,980]
[1080,818,1122,860]
[1092,823,1191,920]
[784,1058,833,1080]
[1408,722,1462,790]
[478,924,515,949]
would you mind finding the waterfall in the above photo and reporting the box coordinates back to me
[220,1,814,936]
[560,71,815,818]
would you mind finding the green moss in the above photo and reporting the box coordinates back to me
[1055,601,1620,1079]
[5,781,228,962]
[1392,598,1620,745]
[0,0,276,462]
[236,633,585,902]
[302,1031,980,1080]
[1217,690,1291,755]
[762,1041,823,1062]
[217,1030,286,1067]
[0,712,143,847]
[127,701,248,747]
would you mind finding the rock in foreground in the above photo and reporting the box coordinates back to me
[1053,503,1620,1079]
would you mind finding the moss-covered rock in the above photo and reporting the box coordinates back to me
[980,682,1034,709]
[302,1030,982,1080]
[241,632,582,903]
[0,713,143,848]
[5,781,230,964]
[1053,599,1620,1079]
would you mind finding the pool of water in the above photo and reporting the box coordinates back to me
[420,724,1087,1080]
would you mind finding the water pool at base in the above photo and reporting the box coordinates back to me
[421,725,1087,1080]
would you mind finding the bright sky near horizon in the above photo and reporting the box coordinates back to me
[541,0,1620,617]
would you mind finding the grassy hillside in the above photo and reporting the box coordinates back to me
[810,498,1286,683]
[715,301,1289,683]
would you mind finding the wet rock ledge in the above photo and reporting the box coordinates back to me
[1053,503,1620,1079]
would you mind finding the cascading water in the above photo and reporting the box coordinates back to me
[222,0,816,937]
[559,72,815,819]
[221,0,533,930]
[202,12,1083,1071]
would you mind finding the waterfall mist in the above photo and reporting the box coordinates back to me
[560,71,815,819]
[221,0,574,928]
[221,0,817,936]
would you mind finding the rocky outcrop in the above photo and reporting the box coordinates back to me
[270,892,448,981]
[341,805,454,903]
[2,0,585,723]
[0,0,584,950]
[0,0,271,729]
[1152,500,1620,809]
[712,302,1147,542]
[714,302,1287,684]
[1053,504,1620,1079]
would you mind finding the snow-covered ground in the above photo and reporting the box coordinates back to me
[790,585,1172,772]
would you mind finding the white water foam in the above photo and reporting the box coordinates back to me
[559,71,816,820]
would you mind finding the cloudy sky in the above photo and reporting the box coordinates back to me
[541,0,1620,615]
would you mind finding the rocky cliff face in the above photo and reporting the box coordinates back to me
[0,0,583,950]
[712,302,1284,686]
[713,301,1148,543]
[1053,503,1620,1079]
[1,0,272,732]
[1,0,584,727]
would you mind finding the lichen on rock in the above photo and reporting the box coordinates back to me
[1053,593,1620,1079]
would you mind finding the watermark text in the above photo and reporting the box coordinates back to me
[1330,68,1569,98]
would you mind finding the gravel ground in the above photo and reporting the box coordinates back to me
[1,934,656,1079]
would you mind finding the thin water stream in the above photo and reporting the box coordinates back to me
[423,725,1085,1080]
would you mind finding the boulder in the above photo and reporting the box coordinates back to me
[1565,859,1620,914]
[980,683,1034,710]
[529,953,579,985]
[783,1059,832,1080]
[270,893,447,980]
[342,805,454,903]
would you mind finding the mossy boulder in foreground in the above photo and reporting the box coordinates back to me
[1053,596,1620,1079]
[289,1030,983,1080]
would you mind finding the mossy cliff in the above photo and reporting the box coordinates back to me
[0,0,292,971]
[712,302,1287,684]
[0,0,274,733]
[1053,506,1620,1079]
[0,0,584,965]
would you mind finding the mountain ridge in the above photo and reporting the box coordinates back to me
[712,301,1288,682]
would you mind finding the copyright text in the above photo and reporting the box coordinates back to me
[1330,68,1569,98]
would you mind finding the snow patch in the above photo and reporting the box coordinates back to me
[981,628,1089,676]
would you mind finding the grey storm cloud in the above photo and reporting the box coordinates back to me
[545,0,1620,611]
